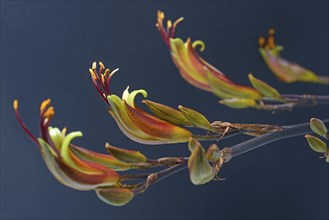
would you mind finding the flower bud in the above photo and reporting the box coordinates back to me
[220,98,257,109]
[95,187,134,206]
[143,99,192,126]
[178,105,211,130]
[188,138,214,185]
[305,134,328,153]
[206,144,222,162]
[248,73,281,99]
[105,143,147,163]
[310,118,328,138]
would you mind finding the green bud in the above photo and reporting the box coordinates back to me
[106,143,147,163]
[188,138,214,185]
[178,105,211,129]
[142,99,192,126]
[220,98,257,109]
[95,187,134,206]
[305,134,328,153]
[310,118,328,138]
[248,73,281,99]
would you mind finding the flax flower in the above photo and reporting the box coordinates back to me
[259,29,329,84]
[155,10,262,101]
[13,99,121,191]
[89,62,192,144]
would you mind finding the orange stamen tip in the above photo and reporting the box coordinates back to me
[13,99,18,110]
[40,99,51,112]
[157,10,165,19]
[44,106,55,118]
[268,28,275,35]
[92,62,97,70]
[258,37,265,46]
[167,20,172,28]
[89,69,97,79]
[99,62,105,69]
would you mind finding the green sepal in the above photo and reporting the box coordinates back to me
[248,73,281,99]
[105,143,147,163]
[178,105,211,130]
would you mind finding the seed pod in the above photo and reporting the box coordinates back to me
[305,134,328,153]
[310,118,328,138]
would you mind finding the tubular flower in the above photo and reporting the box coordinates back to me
[13,99,120,191]
[156,10,262,100]
[259,29,329,84]
[89,62,192,144]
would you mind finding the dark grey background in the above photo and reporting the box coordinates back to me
[1,1,328,219]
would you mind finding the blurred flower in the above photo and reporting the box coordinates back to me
[156,10,262,102]
[89,62,192,144]
[13,99,120,191]
[259,29,329,84]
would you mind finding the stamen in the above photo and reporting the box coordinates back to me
[103,69,110,79]
[258,37,265,47]
[268,28,275,35]
[157,10,165,20]
[13,99,18,110]
[40,99,51,113]
[92,62,97,70]
[44,106,55,119]
[13,100,39,146]
[171,17,184,38]
[98,62,105,75]
[166,20,172,33]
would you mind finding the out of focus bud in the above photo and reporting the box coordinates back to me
[248,73,281,99]
[206,144,222,162]
[188,138,214,185]
[220,98,257,109]
[96,187,134,206]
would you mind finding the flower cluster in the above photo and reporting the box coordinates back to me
[156,11,328,110]
[13,99,153,206]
